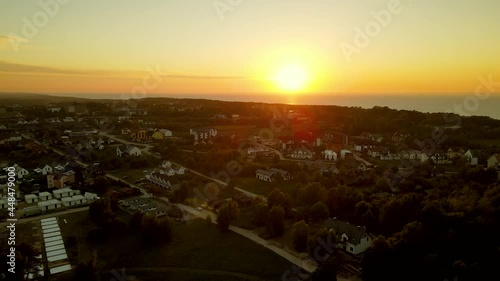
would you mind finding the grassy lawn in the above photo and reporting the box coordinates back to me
[112,168,148,182]
[234,177,300,197]
[470,138,500,147]
[59,212,294,281]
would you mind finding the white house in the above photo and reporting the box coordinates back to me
[324,218,372,255]
[40,165,53,175]
[38,199,62,211]
[269,168,292,180]
[53,188,75,199]
[175,167,186,175]
[255,169,275,182]
[38,191,53,201]
[13,164,29,179]
[464,150,479,165]
[145,172,180,190]
[340,150,352,160]
[290,147,313,159]
[0,199,8,209]
[117,145,142,157]
[159,129,173,137]
[25,194,38,204]
[324,150,337,161]
[161,161,172,169]
[161,168,176,177]
[84,192,99,201]
[61,197,74,207]
[71,195,87,205]
[487,154,500,169]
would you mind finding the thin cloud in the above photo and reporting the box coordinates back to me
[164,74,244,80]
[0,61,246,80]
[0,34,29,49]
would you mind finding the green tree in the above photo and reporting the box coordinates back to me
[267,205,285,237]
[88,198,114,227]
[217,200,239,232]
[292,220,309,252]
[297,182,327,206]
[268,188,292,215]
[129,211,144,232]
[141,214,173,244]
[73,252,98,281]
[309,201,330,222]
[254,202,269,226]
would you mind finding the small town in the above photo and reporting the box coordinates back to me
[1,1,500,280]
[1,97,499,280]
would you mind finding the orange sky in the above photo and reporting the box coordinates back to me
[1,0,499,96]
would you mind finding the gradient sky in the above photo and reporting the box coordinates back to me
[0,0,499,96]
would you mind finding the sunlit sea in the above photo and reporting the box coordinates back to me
[52,93,500,120]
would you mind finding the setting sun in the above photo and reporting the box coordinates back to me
[274,64,309,92]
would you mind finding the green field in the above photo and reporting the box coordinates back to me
[57,212,294,280]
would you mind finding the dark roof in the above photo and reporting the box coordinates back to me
[269,168,289,175]
[255,169,275,177]
[324,218,368,245]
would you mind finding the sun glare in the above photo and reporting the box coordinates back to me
[274,64,308,92]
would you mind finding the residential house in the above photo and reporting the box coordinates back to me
[464,150,479,165]
[40,165,53,175]
[0,199,9,209]
[319,165,340,177]
[290,147,313,159]
[175,167,186,175]
[38,191,53,201]
[392,130,410,144]
[47,171,75,189]
[159,129,172,137]
[160,168,176,177]
[117,144,142,157]
[487,154,500,169]
[324,218,372,255]
[324,150,337,161]
[130,129,148,141]
[47,107,61,113]
[161,161,172,169]
[400,150,422,160]
[151,131,164,141]
[12,164,29,179]
[121,128,131,135]
[145,172,180,191]
[340,150,352,160]
[37,199,62,211]
[53,188,76,199]
[25,194,38,204]
[255,169,275,182]
[269,168,292,180]
[190,127,217,142]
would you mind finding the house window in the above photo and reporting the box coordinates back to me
[350,246,354,252]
